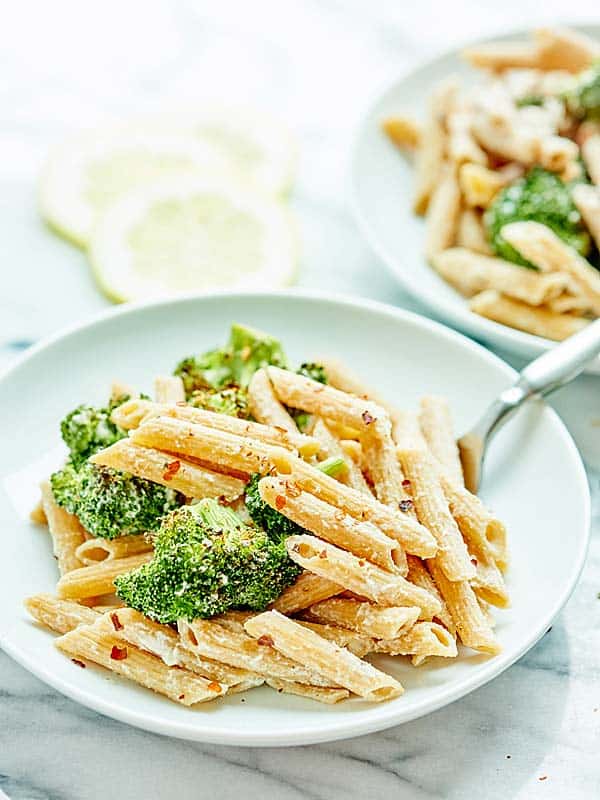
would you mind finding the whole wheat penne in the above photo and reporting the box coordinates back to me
[154,375,185,404]
[56,622,226,705]
[248,368,299,433]
[447,111,487,166]
[419,396,464,487]
[25,594,99,634]
[462,40,542,71]
[40,481,86,575]
[470,290,589,340]
[361,430,411,508]
[286,535,441,618]
[75,534,153,565]
[178,618,337,687]
[431,248,570,305]
[458,163,510,209]
[544,294,594,316]
[538,134,579,176]
[413,79,456,215]
[424,164,462,262]
[112,398,320,457]
[471,112,538,165]
[30,499,48,526]
[582,135,600,185]
[573,184,600,250]
[500,221,600,314]
[129,416,294,476]
[244,611,403,701]
[373,621,458,660]
[259,476,405,572]
[171,644,264,690]
[296,621,374,658]
[406,555,455,635]
[271,571,343,614]
[311,418,370,493]
[535,27,600,72]
[382,115,421,150]
[266,678,350,704]
[56,552,153,600]
[428,559,500,655]
[456,209,492,255]
[267,366,389,438]
[288,458,438,558]
[397,448,475,582]
[90,438,245,501]
[306,598,420,640]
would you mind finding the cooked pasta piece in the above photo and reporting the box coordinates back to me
[306,598,420,640]
[413,79,456,214]
[428,559,500,655]
[406,555,455,635]
[178,618,337,687]
[258,476,406,572]
[57,552,153,600]
[40,481,86,575]
[462,40,542,71]
[75,534,153,565]
[311,418,371,493]
[447,111,487,166]
[470,290,589,340]
[534,26,600,72]
[431,248,569,304]
[424,164,462,261]
[382,116,421,150]
[56,621,226,705]
[244,611,403,701]
[154,375,185,404]
[582,135,600,185]
[419,396,464,487]
[572,183,600,249]
[296,621,374,658]
[373,621,457,662]
[29,499,47,526]
[248,368,299,433]
[25,594,99,634]
[266,678,350,704]
[112,398,320,457]
[397,448,475,582]
[458,163,512,209]
[361,429,411,509]
[456,209,492,255]
[286,535,442,618]
[90,438,245,501]
[271,571,343,614]
[538,135,579,177]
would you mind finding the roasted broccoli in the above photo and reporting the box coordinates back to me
[51,462,182,540]
[114,498,300,622]
[187,385,250,419]
[245,474,305,543]
[485,166,591,267]
[174,323,289,397]
[563,62,600,120]
[60,396,128,468]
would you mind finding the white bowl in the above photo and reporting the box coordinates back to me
[351,24,600,370]
[0,291,590,745]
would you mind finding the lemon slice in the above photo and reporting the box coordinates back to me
[39,131,235,247]
[135,107,297,196]
[88,174,297,302]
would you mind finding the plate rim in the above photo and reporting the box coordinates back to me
[349,20,600,366]
[0,289,591,746]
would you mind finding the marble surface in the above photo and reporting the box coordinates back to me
[1,2,600,798]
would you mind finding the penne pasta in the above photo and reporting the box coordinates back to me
[311,418,371,494]
[456,209,492,255]
[40,481,86,575]
[447,111,487,166]
[248,368,299,433]
[458,163,512,209]
[258,476,406,572]
[75,534,153,566]
[286,534,442,618]
[90,438,245,501]
[266,677,350,704]
[534,27,600,73]
[271,571,343,614]
[57,552,153,600]
[462,40,542,71]
[406,555,455,635]
[244,611,403,701]
[382,115,421,150]
[30,499,48,526]
[582,134,600,185]
[306,598,420,640]
[413,79,456,215]
[418,396,464,487]
[296,621,374,658]
[572,183,600,250]
[470,290,589,341]
[424,163,462,261]
[373,621,457,661]
[25,594,99,634]
[154,375,185,404]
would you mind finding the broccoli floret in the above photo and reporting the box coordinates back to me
[484,166,592,267]
[245,474,305,543]
[60,396,128,468]
[51,462,182,540]
[188,385,250,419]
[174,323,289,397]
[564,62,600,120]
[287,362,328,432]
[114,498,300,622]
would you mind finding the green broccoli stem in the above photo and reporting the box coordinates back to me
[317,456,348,478]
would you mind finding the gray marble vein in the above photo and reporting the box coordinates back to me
[1,2,600,798]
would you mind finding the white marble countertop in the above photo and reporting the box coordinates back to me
[1,2,599,798]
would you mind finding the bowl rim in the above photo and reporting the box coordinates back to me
[0,289,591,745]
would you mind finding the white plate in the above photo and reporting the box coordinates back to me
[351,24,600,371]
[0,291,590,746]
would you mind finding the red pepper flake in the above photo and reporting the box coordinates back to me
[110,612,123,631]
[110,645,128,661]
[178,694,185,700]
[402,479,411,489]
[358,560,365,567]
[208,681,222,693]
[257,635,274,647]
[275,495,286,511]
[71,658,86,669]
[319,549,328,559]
[187,629,198,646]
[162,460,181,481]
[539,776,548,782]
[361,410,375,425]
[470,557,478,567]
[399,499,413,513]
[273,425,287,434]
